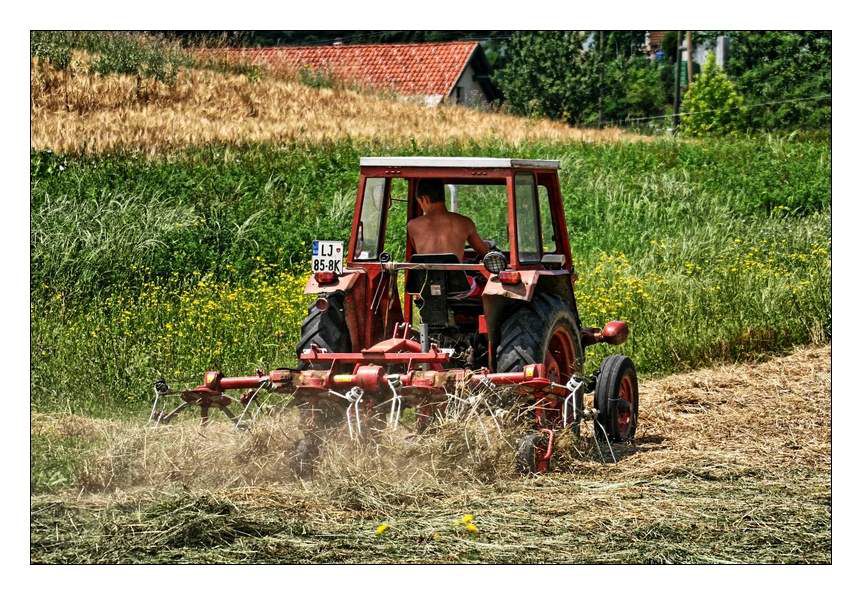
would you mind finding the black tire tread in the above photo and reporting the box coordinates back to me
[593,354,638,443]
[496,293,580,373]
[295,292,350,364]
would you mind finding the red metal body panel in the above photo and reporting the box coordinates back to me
[304,270,363,295]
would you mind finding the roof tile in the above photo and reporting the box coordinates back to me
[203,41,479,97]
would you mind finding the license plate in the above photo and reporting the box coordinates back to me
[311,240,344,275]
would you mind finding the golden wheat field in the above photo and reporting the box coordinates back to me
[31,345,830,563]
[30,57,633,155]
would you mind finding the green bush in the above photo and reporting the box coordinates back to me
[297,67,338,89]
[494,31,599,124]
[603,57,667,123]
[494,32,669,126]
[30,31,72,70]
[680,52,745,136]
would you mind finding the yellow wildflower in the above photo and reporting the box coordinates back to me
[375,523,391,536]
[454,514,478,535]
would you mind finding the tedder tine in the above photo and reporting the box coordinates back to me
[218,405,241,426]
[152,401,191,425]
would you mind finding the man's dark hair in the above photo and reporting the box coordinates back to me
[416,179,445,204]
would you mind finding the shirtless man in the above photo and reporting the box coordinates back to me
[408,180,489,262]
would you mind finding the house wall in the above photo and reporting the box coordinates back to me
[445,63,489,107]
[684,35,730,68]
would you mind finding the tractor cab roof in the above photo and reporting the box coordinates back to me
[359,157,560,170]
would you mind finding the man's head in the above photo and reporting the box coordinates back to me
[417,180,445,203]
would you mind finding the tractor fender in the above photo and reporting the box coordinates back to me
[481,270,541,301]
[304,270,363,295]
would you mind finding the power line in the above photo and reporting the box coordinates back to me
[613,93,831,127]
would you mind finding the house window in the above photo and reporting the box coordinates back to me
[454,86,463,104]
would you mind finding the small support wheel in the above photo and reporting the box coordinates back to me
[594,355,639,443]
[515,430,553,475]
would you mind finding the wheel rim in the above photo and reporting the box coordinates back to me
[617,374,634,437]
[545,326,576,384]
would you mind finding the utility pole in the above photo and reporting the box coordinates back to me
[686,31,694,88]
[597,30,604,128]
[672,31,682,130]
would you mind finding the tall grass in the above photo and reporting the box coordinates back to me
[31,138,829,300]
[30,137,830,416]
[30,31,190,81]
[30,58,629,155]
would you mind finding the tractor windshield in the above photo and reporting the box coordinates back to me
[381,180,510,262]
[445,183,509,252]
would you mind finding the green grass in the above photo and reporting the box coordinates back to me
[30,31,190,83]
[31,434,93,493]
[30,136,830,417]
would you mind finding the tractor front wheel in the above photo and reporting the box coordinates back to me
[593,355,639,443]
[296,291,350,369]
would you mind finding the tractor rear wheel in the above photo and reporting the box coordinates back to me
[296,291,350,369]
[593,355,638,443]
[496,293,582,384]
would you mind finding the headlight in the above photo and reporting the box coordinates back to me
[482,251,508,274]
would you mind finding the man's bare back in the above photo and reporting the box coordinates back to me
[408,183,489,261]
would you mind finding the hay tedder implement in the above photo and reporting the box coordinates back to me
[153,157,639,474]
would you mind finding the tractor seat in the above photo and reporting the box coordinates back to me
[405,253,471,296]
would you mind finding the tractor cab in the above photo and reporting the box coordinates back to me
[305,157,580,372]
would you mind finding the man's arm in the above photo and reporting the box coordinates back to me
[466,220,489,258]
[407,219,417,253]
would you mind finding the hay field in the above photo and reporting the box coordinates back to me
[31,345,831,563]
[30,58,632,155]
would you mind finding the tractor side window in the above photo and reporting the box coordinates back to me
[356,177,386,260]
[383,178,408,261]
[538,185,557,253]
[514,173,541,263]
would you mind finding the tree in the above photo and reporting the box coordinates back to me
[602,56,667,123]
[493,31,600,124]
[679,52,745,136]
[725,31,830,130]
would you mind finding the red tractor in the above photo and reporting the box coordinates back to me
[152,157,639,474]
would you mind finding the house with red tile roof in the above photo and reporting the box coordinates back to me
[202,41,498,107]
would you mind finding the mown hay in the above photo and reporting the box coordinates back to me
[31,345,831,563]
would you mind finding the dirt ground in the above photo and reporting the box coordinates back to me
[31,344,831,563]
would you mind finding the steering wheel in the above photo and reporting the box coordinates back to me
[463,239,498,263]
